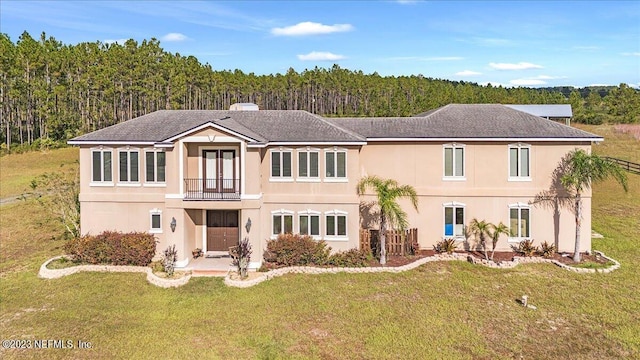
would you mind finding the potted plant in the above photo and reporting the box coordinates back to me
[192,248,202,259]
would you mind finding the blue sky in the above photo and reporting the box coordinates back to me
[2,0,639,88]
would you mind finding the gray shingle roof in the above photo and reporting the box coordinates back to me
[329,104,600,140]
[69,110,366,144]
[69,104,601,144]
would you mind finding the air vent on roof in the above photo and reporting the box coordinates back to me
[229,103,259,111]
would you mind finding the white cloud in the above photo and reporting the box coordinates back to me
[510,79,547,86]
[455,70,482,76]
[103,39,128,45]
[489,62,543,70]
[271,22,353,36]
[396,0,419,4]
[297,51,346,61]
[161,32,188,42]
[621,52,640,56]
[474,37,512,46]
[534,75,568,80]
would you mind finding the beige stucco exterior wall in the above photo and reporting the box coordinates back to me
[358,141,593,252]
[76,128,596,268]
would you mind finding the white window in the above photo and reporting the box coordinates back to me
[150,209,162,233]
[298,148,319,180]
[298,210,321,238]
[325,148,347,180]
[118,149,139,183]
[443,202,465,238]
[272,209,294,236]
[271,149,292,180]
[509,203,530,240]
[325,210,347,239]
[145,150,166,183]
[91,149,113,183]
[444,144,465,179]
[509,143,531,179]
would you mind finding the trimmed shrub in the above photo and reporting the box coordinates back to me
[64,231,157,266]
[328,249,371,267]
[263,233,330,266]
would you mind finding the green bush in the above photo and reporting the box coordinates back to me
[64,231,157,266]
[263,233,330,267]
[328,249,371,267]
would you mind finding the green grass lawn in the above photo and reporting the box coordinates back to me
[1,128,639,359]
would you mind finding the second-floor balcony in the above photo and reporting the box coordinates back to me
[184,178,241,200]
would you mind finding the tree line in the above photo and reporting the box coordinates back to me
[1,31,639,150]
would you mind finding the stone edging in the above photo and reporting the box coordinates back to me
[39,250,620,289]
[38,255,191,288]
[224,251,620,288]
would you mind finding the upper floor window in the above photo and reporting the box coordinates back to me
[119,149,139,183]
[509,143,530,179]
[325,148,347,180]
[443,144,465,179]
[325,210,347,238]
[272,209,294,236]
[145,150,166,183]
[92,149,113,183]
[443,202,465,238]
[271,149,292,180]
[509,203,530,240]
[299,210,320,237]
[298,149,319,180]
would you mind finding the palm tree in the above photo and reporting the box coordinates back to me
[561,149,628,262]
[469,219,492,260]
[357,175,418,265]
[489,222,510,261]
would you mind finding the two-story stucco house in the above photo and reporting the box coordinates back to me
[68,104,602,268]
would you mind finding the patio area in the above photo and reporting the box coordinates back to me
[185,253,235,277]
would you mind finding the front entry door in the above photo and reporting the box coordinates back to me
[206,210,239,251]
[203,150,236,193]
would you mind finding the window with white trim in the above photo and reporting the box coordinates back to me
[145,150,166,183]
[325,210,347,238]
[443,202,465,237]
[150,209,162,233]
[509,203,530,239]
[325,149,347,179]
[444,144,465,178]
[272,210,294,236]
[298,149,319,179]
[119,149,139,182]
[299,210,320,237]
[509,144,530,179]
[92,149,113,182]
[271,149,292,179]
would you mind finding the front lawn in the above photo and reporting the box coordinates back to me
[1,127,639,359]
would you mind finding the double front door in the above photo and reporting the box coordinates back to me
[203,150,236,193]
[206,210,239,252]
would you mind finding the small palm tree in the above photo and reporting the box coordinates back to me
[489,222,510,261]
[357,175,418,265]
[561,149,627,262]
[469,218,492,260]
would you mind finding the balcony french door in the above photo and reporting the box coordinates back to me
[203,150,236,193]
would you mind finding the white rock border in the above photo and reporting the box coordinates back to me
[39,250,620,289]
[39,255,191,288]
[224,251,621,288]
